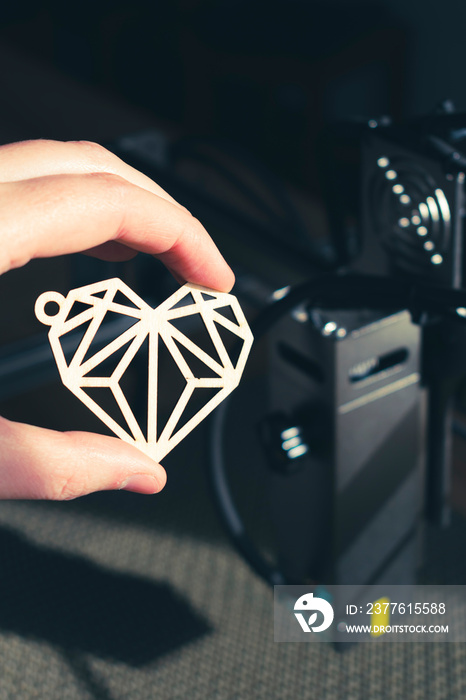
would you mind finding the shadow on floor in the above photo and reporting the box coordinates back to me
[0,524,211,666]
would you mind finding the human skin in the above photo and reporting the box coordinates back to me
[0,139,235,500]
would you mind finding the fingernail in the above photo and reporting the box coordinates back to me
[119,474,161,494]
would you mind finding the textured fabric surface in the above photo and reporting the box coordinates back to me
[0,434,466,700]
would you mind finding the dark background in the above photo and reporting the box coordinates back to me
[1,0,464,186]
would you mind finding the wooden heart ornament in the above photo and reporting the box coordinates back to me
[35,279,253,461]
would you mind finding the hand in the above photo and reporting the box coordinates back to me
[0,139,235,500]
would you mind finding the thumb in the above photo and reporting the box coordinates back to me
[0,417,166,500]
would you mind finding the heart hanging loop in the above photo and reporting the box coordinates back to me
[35,291,66,325]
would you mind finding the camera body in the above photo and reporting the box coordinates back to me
[267,304,424,585]
[265,112,466,584]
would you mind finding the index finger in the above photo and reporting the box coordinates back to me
[0,139,185,210]
[0,172,235,292]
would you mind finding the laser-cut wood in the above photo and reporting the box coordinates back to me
[35,279,254,462]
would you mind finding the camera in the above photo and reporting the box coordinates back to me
[208,107,466,588]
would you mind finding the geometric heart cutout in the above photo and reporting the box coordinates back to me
[35,279,254,462]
